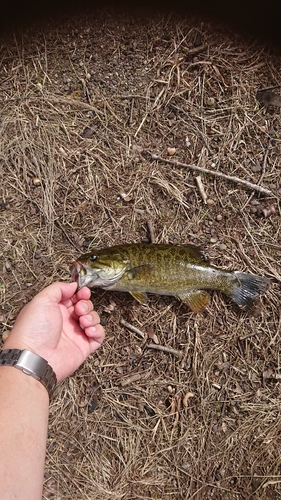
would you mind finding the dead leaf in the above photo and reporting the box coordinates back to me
[216,361,231,372]
[233,382,243,394]
[262,205,276,218]
[71,232,85,248]
[120,192,134,202]
[103,300,117,314]
[146,326,159,344]
[81,125,96,138]
[263,368,274,381]
[257,89,281,107]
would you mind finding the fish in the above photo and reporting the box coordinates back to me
[70,243,269,313]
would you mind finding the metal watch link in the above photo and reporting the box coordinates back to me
[0,349,57,398]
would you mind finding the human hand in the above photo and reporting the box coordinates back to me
[3,282,105,382]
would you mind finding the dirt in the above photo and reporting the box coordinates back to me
[0,4,281,499]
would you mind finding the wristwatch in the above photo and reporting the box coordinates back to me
[0,349,57,398]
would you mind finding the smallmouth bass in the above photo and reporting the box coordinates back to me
[71,243,268,313]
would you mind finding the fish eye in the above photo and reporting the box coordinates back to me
[89,255,98,262]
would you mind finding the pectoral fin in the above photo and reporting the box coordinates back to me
[129,291,148,304]
[178,290,210,313]
[126,264,153,280]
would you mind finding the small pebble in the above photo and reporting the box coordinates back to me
[251,164,262,173]
[205,97,216,107]
[206,199,215,206]
[167,147,176,156]
[210,236,218,243]
[212,383,221,390]
[2,331,10,342]
[5,261,12,272]
[218,243,227,251]
[32,177,41,186]
[216,214,223,221]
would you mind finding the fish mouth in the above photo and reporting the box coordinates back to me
[70,261,82,281]
[70,261,92,290]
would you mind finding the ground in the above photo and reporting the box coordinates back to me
[0,4,281,499]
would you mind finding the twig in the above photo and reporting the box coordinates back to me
[121,373,142,386]
[186,45,207,56]
[146,343,183,358]
[54,219,81,252]
[120,319,146,339]
[120,371,150,387]
[259,143,270,187]
[195,175,207,204]
[240,332,258,340]
[147,220,156,243]
[143,151,273,196]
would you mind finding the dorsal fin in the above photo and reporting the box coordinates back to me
[177,244,209,263]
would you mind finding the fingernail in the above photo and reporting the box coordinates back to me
[85,314,93,322]
[88,326,96,334]
[80,302,89,313]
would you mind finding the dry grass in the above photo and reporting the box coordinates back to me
[0,6,281,499]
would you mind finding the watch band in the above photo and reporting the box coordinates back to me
[0,349,57,398]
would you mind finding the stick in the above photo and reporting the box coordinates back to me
[120,371,150,387]
[143,151,273,196]
[120,319,146,339]
[147,220,156,243]
[54,219,81,251]
[146,343,183,358]
[195,175,208,204]
[121,373,142,386]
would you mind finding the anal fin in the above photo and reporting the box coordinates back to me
[178,290,210,313]
[129,291,148,304]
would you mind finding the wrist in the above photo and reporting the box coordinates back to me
[3,332,55,371]
[0,348,57,399]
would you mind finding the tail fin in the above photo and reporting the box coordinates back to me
[230,271,269,310]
